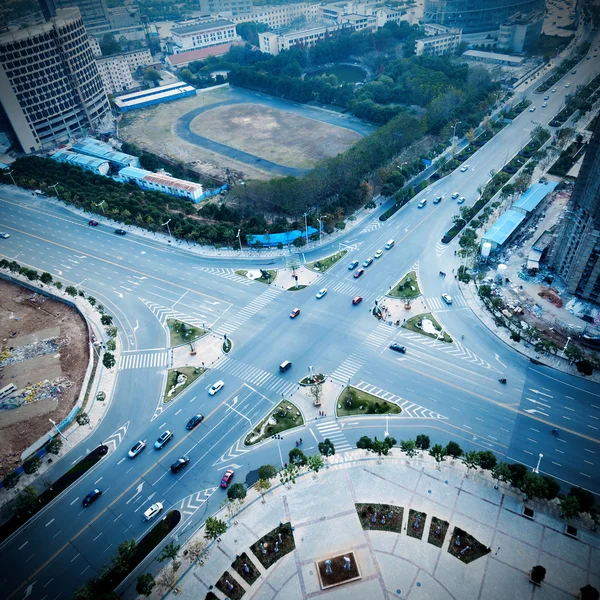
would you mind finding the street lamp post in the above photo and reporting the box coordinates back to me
[452,121,461,157]
[534,453,543,474]
[49,419,71,447]
[303,212,308,246]
[237,229,243,252]
[162,218,173,243]
[316,217,322,246]
[48,183,60,200]
[6,169,17,187]
[562,336,571,357]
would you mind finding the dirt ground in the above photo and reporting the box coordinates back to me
[0,280,89,477]
[189,103,361,169]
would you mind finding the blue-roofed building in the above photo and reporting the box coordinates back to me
[112,82,197,112]
[247,227,318,247]
[512,181,558,215]
[72,137,140,169]
[50,149,110,176]
[117,167,204,201]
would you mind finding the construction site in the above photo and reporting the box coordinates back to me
[0,279,89,478]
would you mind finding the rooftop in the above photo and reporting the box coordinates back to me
[166,42,243,66]
[512,181,558,213]
[463,50,525,64]
[482,210,526,246]
[171,19,234,36]
[51,149,109,170]
[118,167,203,193]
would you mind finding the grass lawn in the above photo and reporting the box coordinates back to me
[232,552,260,586]
[287,284,308,291]
[388,270,420,299]
[407,509,427,540]
[337,386,401,417]
[250,522,295,569]
[245,400,304,445]
[163,366,206,403]
[448,526,491,564]
[307,250,347,273]
[235,269,276,284]
[404,313,453,343]
[356,503,403,533]
[167,318,206,347]
[428,517,449,548]
[215,570,245,600]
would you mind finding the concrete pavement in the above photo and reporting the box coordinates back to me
[143,453,600,600]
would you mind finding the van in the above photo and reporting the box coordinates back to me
[279,360,292,373]
[385,239,395,249]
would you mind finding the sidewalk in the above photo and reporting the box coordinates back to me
[461,281,600,383]
[136,452,600,600]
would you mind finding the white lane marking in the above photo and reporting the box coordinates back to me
[19,541,28,550]
[45,519,55,527]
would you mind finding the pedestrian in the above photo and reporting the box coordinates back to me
[295,440,299,447]
[299,438,302,444]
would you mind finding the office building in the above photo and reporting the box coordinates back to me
[0,8,111,153]
[228,3,319,29]
[497,10,544,53]
[422,0,546,34]
[415,24,462,56]
[169,20,239,54]
[199,0,253,16]
[551,120,600,302]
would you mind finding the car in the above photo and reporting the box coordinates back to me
[417,199,427,208]
[551,88,557,92]
[128,440,146,458]
[588,55,591,59]
[279,360,292,372]
[82,489,102,507]
[529,107,536,112]
[457,197,466,204]
[170,456,190,473]
[374,249,383,259]
[385,239,395,249]
[348,260,359,270]
[353,268,365,279]
[451,192,459,199]
[186,413,204,430]
[220,469,235,488]
[362,257,373,267]
[389,343,406,353]
[0,232,9,239]
[433,196,442,204]
[460,165,469,172]
[154,430,173,449]
[565,83,570,88]
[88,220,99,226]
[143,502,163,521]
[290,308,300,318]
[441,293,453,305]
[542,103,547,108]
[552,20,557,24]
[316,288,327,299]
[543,95,550,100]
[352,296,363,305]
[209,380,224,396]
[114,229,127,235]
[571,70,576,74]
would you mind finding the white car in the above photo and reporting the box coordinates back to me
[315,288,327,299]
[374,249,383,258]
[143,502,163,521]
[209,380,224,396]
[457,197,466,204]
[460,165,469,172]
[451,192,459,199]
[542,103,547,108]
[565,83,570,88]
[128,440,146,458]
[551,88,557,93]
[418,199,427,208]
[441,293,453,305]
[529,107,535,112]
[0,232,9,239]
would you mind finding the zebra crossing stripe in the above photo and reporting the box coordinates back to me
[119,350,168,370]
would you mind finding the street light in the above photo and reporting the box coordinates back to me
[534,453,543,474]
[49,419,71,447]
[162,218,173,243]
[303,212,308,246]
[236,229,243,252]
[48,182,60,200]
[6,169,16,187]
[316,217,322,245]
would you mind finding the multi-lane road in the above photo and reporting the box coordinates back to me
[1,32,600,600]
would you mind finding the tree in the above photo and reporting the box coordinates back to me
[289,447,307,466]
[508,463,528,488]
[2,471,20,489]
[40,272,53,284]
[143,68,161,83]
[9,486,38,519]
[429,444,446,465]
[306,453,325,476]
[204,516,227,541]
[462,451,479,475]
[103,352,116,369]
[256,478,271,502]
[445,441,463,458]
[541,475,560,500]
[186,538,210,564]
[279,463,300,488]
[530,565,546,584]
[87,296,97,306]
[569,487,595,513]
[477,450,497,471]
[318,438,335,457]
[45,437,62,455]
[309,382,323,405]
[491,462,512,486]
[258,464,277,480]
[415,434,430,450]
[227,483,247,501]
[154,563,181,595]
[580,584,600,600]
[560,495,580,520]
[136,573,155,596]
[23,455,42,475]
[157,541,180,563]
[65,285,78,297]
[112,539,137,573]
[521,472,548,499]
[400,439,418,458]
[101,314,113,326]
[356,435,373,451]
[367,436,396,457]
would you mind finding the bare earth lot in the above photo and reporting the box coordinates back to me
[0,280,89,477]
[189,103,361,169]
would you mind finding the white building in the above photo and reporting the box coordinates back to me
[415,24,462,56]
[260,25,342,55]
[228,3,319,29]
[170,19,239,54]
[96,55,138,94]
[118,166,204,201]
[88,35,102,56]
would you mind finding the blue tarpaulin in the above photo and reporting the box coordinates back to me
[247,226,318,247]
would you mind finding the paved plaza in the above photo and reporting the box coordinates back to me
[144,454,600,600]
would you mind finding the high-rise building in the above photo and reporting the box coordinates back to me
[423,0,546,34]
[0,8,112,153]
[54,0,110,28]
[551,120,600,302]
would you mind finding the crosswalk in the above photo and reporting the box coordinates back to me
[424,295,467,310]
[193,267,254,286]
[140,298,211,330]
[354,381,447,419]
[217,356,298,397]
[360,218,383,234]
[118,350,169,370]
[314,420,353,452]
[214,287,282,336]
[330,280,380,303]
[364,321,396,351]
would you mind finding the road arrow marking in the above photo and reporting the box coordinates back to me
[23,583,36,599]
[103,421,130,453]
[126,482,144,505]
